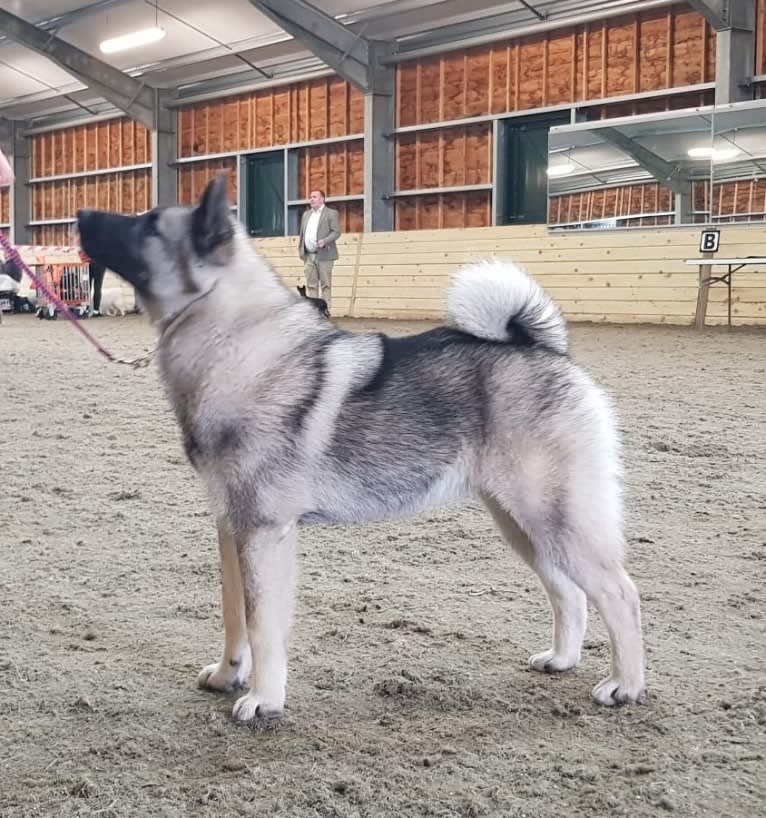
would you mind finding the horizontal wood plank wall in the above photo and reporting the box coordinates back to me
[29,117,152,245]
[395,3,717,229]
[256,224,766,326]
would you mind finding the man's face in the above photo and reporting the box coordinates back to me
[309,190,324,209]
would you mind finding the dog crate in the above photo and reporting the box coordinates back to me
[35,263,91,319]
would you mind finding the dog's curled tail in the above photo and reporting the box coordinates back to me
[446,259,567,354]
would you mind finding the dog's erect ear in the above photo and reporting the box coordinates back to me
[192,173,234,258]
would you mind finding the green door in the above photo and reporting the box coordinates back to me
[498,113,570,225]
[244,151,284,237]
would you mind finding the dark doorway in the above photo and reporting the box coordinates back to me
[496,112,570,225]
[244,151,285,237]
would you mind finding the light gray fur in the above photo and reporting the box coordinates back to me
[76,175,646,722]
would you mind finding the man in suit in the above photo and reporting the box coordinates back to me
[299,189,341,312]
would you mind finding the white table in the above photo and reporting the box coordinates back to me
[684,257,766,328]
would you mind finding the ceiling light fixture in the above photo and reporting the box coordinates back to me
[546,162,576,177]
[100,26,166,54]
[687,146,740,161]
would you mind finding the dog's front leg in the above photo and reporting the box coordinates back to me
[197,518,252,691]
[231,522,297,722]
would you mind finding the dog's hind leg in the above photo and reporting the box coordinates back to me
[197,518,252,692]
[563,549,645,706]
[482,494,587,673]
[231,522,297,722]
[494,492,645,706]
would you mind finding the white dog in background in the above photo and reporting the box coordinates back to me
[100,287,127,316]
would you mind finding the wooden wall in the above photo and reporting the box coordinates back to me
[177,157,238,206]
[296,139,365,232]
[178,78,364,156]
[713,179,766,222]
[549,178,766,227]
[396,191,492,230]
[395,123,492,229]
[394,3,719,228]
[397,6,715,125]
[29,117,152,244]
[31,118,151,176]
[549,183,675,227]
[256,223,766,326]
[176,77,365,208]
[297,140,364,198]
[759,0,766,76]
[396,124,492,189]
[10,0,766,244]
[0,188,9,228]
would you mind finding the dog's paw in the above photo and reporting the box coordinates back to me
[528,649,580,673]
[592,675,646,706]
[197,658,250,693]
[232,692,284,723]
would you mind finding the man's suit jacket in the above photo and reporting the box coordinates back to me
[299,206,341,261]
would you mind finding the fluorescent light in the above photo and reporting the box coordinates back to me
[546,162,576,177]
[687,146,740,161]
[100,27,166,54]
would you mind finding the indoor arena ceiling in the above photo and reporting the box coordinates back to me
[0,0,678,125]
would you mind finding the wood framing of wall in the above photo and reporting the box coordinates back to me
[0,188,9,236]
[296,139,364,232]
[177,157,238,206]
[549,183,676,227]
[28,117,152,244]
[176,76,366,230]
[7,0,766,247]
[550,177,766,227]
[256,223,766,326]
[759,0,766,76]
[394,3,721,228]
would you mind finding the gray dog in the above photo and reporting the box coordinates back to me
[77,175,646,723]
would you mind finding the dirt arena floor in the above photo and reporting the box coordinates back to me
[1,312,764,818]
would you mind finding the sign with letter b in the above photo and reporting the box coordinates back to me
[699,229,720,253]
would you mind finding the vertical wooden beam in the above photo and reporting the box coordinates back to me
[666,9,674,89]
[570,31,577,102]
[582,27,589,101]
[488,47,495,114]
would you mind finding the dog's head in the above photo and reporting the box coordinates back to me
[77,174,237,324]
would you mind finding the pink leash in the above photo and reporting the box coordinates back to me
[0,231,115,362]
